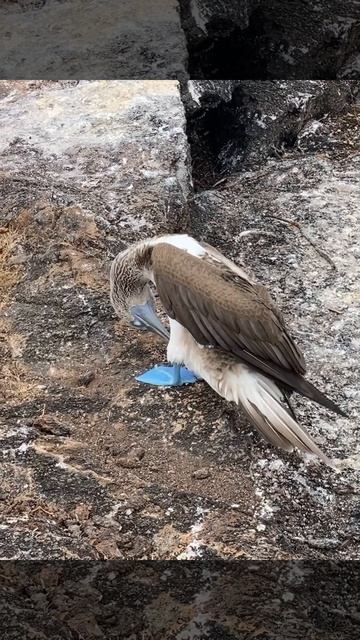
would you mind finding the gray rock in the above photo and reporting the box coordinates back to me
[192,467,211,479]
[0,1,359,82]
[189,102,360,557]
[0,79,192,560]
[0,80,359,565]
[185,80,359,184]
[0,1,187,79]
[0,560,358,638]
[183,0,360,79]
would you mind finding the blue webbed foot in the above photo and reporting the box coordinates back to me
[135,364,201,386]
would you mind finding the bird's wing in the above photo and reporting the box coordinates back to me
[199,239,287,323]
[152,243,306,378]
[198,239,257,282]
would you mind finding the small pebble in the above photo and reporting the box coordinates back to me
[8,252,27,265]
[282,591,295,603]
[30,417,71,437]
[116,457,140,469]
[111,447,145,468]
[76,371,95,387]
[192,468,211,480]
[130,447,145,461]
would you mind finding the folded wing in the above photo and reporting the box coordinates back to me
[153,242,305,372]
[152,242,345,417]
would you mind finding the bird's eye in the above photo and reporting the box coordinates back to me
[132,318,141,327]
[131,317,146,329]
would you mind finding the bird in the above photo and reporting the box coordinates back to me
[110,233,347,466]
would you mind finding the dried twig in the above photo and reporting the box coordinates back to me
[238,229,277,240]
[30,505,55,518]
[327,306,344,315]
[268,215,337,270]
[211,177,228,189]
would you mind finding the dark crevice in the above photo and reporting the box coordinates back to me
[180,80,359,193]
[181,83,248,191]
[276,131,298,152]
[178,0,360,80]
[184,9,276,80]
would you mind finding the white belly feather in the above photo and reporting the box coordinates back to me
[167,318,251,402]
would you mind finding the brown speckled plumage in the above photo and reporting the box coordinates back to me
[153,243,306,372]
[110,234,347,465]
[151,243,346,419]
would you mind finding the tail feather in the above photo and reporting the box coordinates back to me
[233,346,347,418]
[248,400,294,452]
[233,369,333,466]
[282,389,298,422]
[287,374,348,418]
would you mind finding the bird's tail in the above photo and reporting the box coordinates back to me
[220,366,334,466]
[234,346,347,418]
[283,372,347,418]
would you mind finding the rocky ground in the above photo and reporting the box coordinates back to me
[0,1,359,80]
[0,0,187,80]
[182,0,360,79]
[0,561,358,639]
[0,80,359,567]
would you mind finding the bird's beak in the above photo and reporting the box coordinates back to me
[130,301,170,341]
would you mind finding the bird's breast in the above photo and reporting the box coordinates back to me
[167,319,199,367]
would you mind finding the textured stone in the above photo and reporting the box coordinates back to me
[0,80,359,565]
[189,103,360,557]
[183,0,360,79]
[0,1,359,82]
[0,79,193,560]
[0,561,358,638]
[192,467,211,479]
[185,79,359,185]
[0,0,187,79]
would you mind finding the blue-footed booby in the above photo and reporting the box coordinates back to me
[110,234,347,465]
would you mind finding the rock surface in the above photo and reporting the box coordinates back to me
[0,0,187,79]
[185,80,359,186]
[0,80,359,567]
[183,0,360,79]
[0,561,357,639]
[0,79,192,560]
[1,1,359,81]
[189,102,360,560]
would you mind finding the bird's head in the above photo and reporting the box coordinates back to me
[109,243,169,341]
